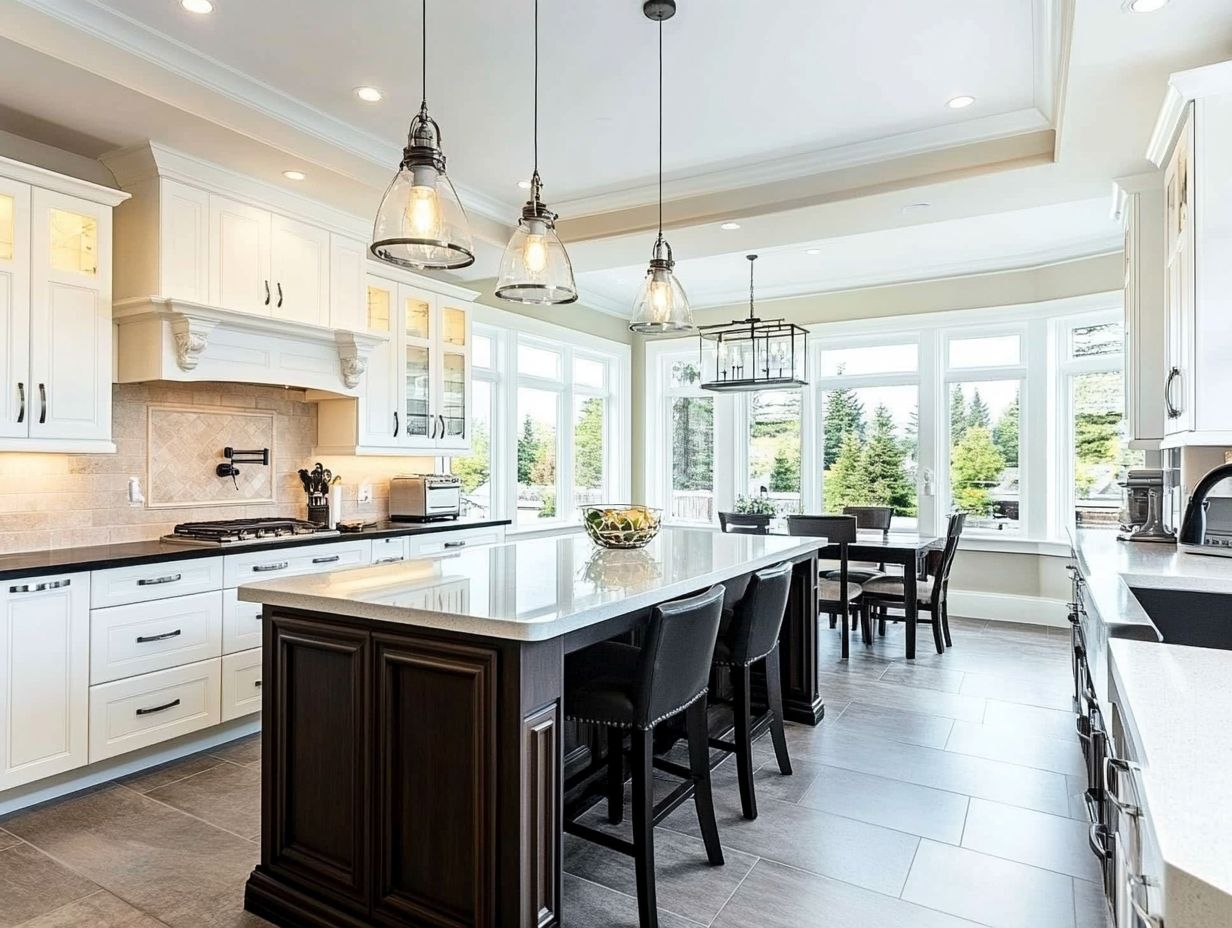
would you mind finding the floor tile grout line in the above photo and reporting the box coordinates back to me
[894,835,922,900]
[563,871,708,928]
[115,781,261,844]
[704,851,758,927]
[119,757,232,795]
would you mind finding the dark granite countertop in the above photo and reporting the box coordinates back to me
[0,519,512,582]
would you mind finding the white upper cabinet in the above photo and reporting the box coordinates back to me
[0,157,125,453]
[1149,62,1232,446]
[0,573,90,790]
[209,194,272,316]
[328,233,368,332]
[268,213,330,327]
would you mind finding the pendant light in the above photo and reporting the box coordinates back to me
[496,0,578,304]
[629,0,695,334]
[370,0,475,270]
[698,254,809,393]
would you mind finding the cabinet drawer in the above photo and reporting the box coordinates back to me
[222,648,263,721]
[370,535,408,564]
[90,591,222,684]
[91,557,223,609]
[222,587,263,654]
[223,539,372,588]
[405,527,504,557]
[88,658,221,762]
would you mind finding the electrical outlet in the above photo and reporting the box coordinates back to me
[358,482,372,504]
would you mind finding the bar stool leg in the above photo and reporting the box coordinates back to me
[606,728,624,825]
[731,666,757,821]
[686,699,724,866]
[763,646,792,777]
[630,728,658,928]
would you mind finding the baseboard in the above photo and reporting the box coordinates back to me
[947,590,1070,628]
[0,717,261,816]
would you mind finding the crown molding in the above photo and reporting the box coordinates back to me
[8,0,507,225]
[0,153,129,206]
[554,108,1052,220]
[1110,171,1163,222]
[1146,59,1232,167]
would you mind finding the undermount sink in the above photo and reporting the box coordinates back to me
[1130,587,1232,651]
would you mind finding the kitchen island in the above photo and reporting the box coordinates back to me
[237,528,827,928]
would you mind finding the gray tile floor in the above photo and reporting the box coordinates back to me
[0,617,1112,928]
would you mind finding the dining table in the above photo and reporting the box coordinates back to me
[769,527,943,660]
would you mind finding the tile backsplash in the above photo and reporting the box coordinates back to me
[0,381,433,555]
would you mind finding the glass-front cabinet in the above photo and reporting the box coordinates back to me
[436,302,471,450]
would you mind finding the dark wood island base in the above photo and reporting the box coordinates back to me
[244,544,822,928]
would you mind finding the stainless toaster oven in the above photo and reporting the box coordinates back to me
[389,474,461,522]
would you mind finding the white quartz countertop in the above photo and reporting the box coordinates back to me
[1109,639,1232,922]
[238,528,825,641]
[1075,529,1232,633]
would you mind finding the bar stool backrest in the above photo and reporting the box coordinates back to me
[634,584,726,728]
[725,561,792,666]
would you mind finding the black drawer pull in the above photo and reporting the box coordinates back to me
[136,698,181,716]
[254,680,263,688]
[137,573,182,587]
[252,561,289,572]
[444,540,466,549]
[136,629,182,644]
[375,556,404,564]
[312,555,341,564]
[8,578,71,594]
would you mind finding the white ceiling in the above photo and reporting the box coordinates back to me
[1,0,1231,313]
[575,198,1121,311]
[80,0,1046,212]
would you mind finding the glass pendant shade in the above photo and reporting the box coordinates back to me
[371,154,474,270]
[496,210,578,304]
[629,239,693,333]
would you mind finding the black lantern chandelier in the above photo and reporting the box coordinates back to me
[370,0,475,271]
[699,255,809,393]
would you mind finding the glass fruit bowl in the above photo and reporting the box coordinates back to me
[581,505,662,549]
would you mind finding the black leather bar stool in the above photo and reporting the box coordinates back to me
[708,561,793,821]
[563,585,727,928]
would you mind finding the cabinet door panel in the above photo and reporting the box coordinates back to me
[360,278,400,448]
[0,178,30,439]
[399,287,436,450]
[270,215,329,327]
[0,572,89,789]
[29,189,110,442]
[209,196,271,315]
[159,179,209,302]
[329,234,367,331]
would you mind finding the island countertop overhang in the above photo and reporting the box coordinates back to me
[238,528,827,642]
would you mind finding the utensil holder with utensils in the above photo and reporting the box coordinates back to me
[300,463,341,527]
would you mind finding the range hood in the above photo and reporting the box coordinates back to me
[113,297,386,397]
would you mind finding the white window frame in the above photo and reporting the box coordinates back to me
[468,305,630,536]
[642,291,1122,550]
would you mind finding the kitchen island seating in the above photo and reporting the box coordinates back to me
[709,561,794,821]
[864,512,967,653]
[563,584,727,928]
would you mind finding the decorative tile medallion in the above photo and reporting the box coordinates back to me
[147,404,276,508]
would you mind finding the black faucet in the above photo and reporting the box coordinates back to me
[1178,462,1232,546]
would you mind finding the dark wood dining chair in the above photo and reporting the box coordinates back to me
[718,512,770,534]
[861,512,967,654]
[822,505,895,592]
[786,514,868,640]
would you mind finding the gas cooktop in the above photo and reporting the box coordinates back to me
[161,518,340,547]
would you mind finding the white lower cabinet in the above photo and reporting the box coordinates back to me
[371,535,409,564]
[222,538,371,588]
[0,572,89,790]
[222,587,263,653]
[405,525,505,557]
[90,590,223,685]
[88,658,221,763]
[221,649,262,721]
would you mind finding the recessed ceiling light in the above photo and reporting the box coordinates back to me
[720,222,741,231]
[282,170,306,181]
[517,180,532,190]
[1126,0,1169,11]
[947,95,976,110]
[180,0,214,13]
[354,86,383,103]
[806,248,821,255]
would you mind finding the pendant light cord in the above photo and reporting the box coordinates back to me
[421,0,428,109]
[533,0,539,180]
[657,18,664,240]
[749,258,755,319]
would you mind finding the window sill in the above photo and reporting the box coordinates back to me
[505,523,584,541]
[958,536,1072,557]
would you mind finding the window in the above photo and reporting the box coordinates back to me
[1059,317,1143,530]
[447,312,629,531]
[948,381,1021,532]
[645,295,1126,545]
[746,390,801,514]
[665,359,716,523]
